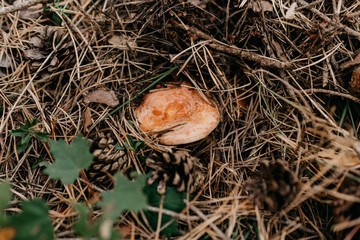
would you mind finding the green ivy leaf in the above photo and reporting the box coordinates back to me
[21,133,31,145]
[34,132,49,142]
[7,200,54,240]
[0,182,11,212]
[98,173,147,219]
[74,204,121,240]
[16,141,30,154]
[44,135,93,184]
[24,119,37,129]
[142,180,186,237]
[9,129,28,137]
[74,204,98,239]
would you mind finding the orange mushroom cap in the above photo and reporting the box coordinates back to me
[135,83,220,145]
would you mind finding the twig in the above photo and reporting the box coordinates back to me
[209,43,293,69]
[303,88,360,104]
[295,0,323,10]
[171,22,293,69]
[146,206,201,221]
[297,0,360,41]
[155,195,164,240]
[0,0,47,16]
[340,51,360,70]
[189,204,230,240]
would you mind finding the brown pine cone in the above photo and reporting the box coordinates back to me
[87,132,129,185]
[146,150,205,195]
[245,160,300,211]
[24,26,72,74]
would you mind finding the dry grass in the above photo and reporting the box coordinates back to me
[1,0,360,239]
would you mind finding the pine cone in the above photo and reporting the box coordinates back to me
[24,26,72,74]
[87,132,129,185]
[245,161,300,211]
[146,150,205,195]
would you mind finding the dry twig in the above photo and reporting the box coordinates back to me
[0,0,47,16]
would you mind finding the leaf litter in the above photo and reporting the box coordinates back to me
[1,0,360,239]
[84,89,119,107]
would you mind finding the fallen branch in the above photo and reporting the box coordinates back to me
[209,44,293,69]
[172,22,293,69]
[0,0,47,16]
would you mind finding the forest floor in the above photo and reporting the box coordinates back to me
[1,0,360,239]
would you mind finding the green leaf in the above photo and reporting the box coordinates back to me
[16,141,30,154]
[0,182,11,212]
[98,173,147,219]
[32,160,50,169]
[134,141,145,151]
[10,118,48,154]
[74,204,121,240]
[124,141,133,151]
[142,180,186,237]
[74,204,98,239]
[21,133,31,145]
[34,132,49,142]
[51,5,71,25]
[139,155,148,161]
[44,135,93,184]
[10,129,28,137]
[115,143,126,151]
[43,6,50,12]
[7,200,54,240]
[144,210,179,237]
[51,12,63,25]
[126,135,135,148]
[24,119,37,129]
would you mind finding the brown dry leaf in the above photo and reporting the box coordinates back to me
[83,107,93,131]
[0,55,12,68]
[250,1,273,13]
[19,6,42,20]
[189,0,206,8]
[24,49,45,60]
[108,35,137,49]
[0,70,6,78]
[30,36,42,48]
[349,66,360,92]
[285,2,297,20]
[119,225,132,238]
[272,40,287,62]
[84,89,119,107]
[14,0,42,20]
[340,52,360,70]
[0,227,16,240]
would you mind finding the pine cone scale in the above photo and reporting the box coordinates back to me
[87,133,128,186]
[146,150,205,194]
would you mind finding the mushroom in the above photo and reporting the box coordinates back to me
[135,83,221,145]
